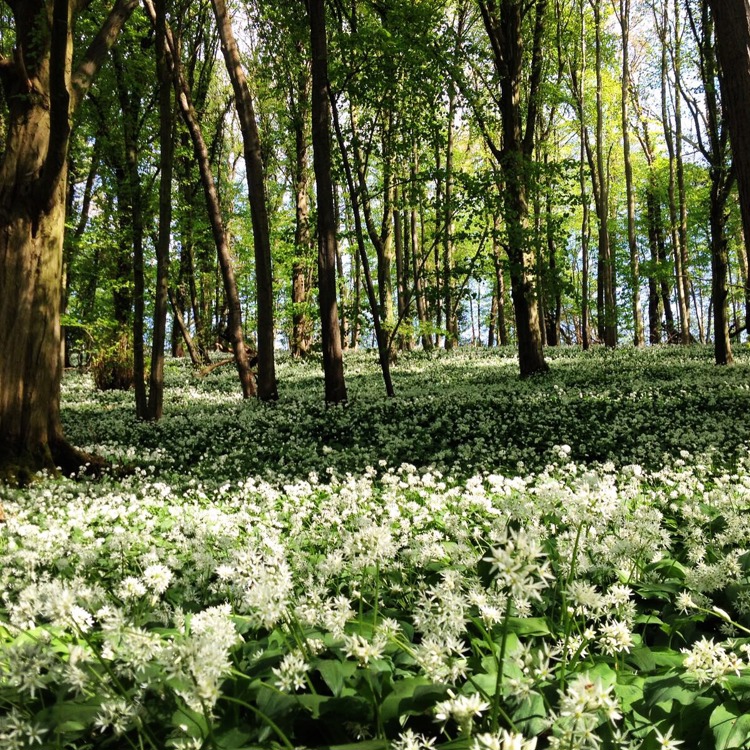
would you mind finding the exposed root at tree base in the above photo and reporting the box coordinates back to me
[0,438,110,487]
[50,438,110,479]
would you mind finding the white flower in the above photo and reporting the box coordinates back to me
[681,637,745,686]
[654,725,683,749]
[343,632,386,666]
[272,651,309,692]
[434,690,490,734]
[117,576,147,600]
[483,527,553,603]
[675,591,696,614]
[598,619,634,655]
[472,731,538,750]
[143,564,172,594]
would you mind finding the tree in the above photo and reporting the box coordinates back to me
[308,0,347,403]
[0,0,139,479]
[709,0,750,336]
[477,0,550,376]
[143,0,257,397]
[212,0,278,401]
[684,0,734,365]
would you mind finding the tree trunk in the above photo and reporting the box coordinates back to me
[309,0,347,403]
[444,83,458,349]
[112,49,147,416]
[710,0,750,325]
[479,0,549,376]
[592,0,616,347]
[0,0,138,479]
[212,0,277,401]
[291,66,313,359]
[144,0,255,398]
[147,0,173,421]
[618,0,643,346]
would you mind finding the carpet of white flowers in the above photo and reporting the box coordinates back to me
[3,346,750,750]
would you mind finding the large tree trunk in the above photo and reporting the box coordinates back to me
[309,0,347,403]
[212,0,277,401]
[710,0,750,324]
[0,0,138,479]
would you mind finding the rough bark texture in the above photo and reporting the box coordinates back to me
[710,0,750,325]
[0,0,137,481]
[309,0,347,404]
[479,0,549,376]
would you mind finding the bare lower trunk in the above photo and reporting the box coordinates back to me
[309,0,347,403]
[212,0,277,401]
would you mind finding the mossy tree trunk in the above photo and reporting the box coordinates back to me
[0,0,138,480]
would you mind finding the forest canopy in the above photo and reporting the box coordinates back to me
[0,0,749,458]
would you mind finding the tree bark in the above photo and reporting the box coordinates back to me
[710,0,750,331]
[212,0,277,401]
[143,0,256,398]
[618,0,643,346]
[147,0,173,421]
[308,0,347,403]
[478,0,549,376]
[0,0,138,478]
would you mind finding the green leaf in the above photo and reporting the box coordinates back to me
[316,658,358,697]
[511,691,547,736]
[710,700,750,749]
[506,617,551,636]
[644,674,701,709]
[379,677,449,723]
[215,728,253,749]
[316,741,388,750]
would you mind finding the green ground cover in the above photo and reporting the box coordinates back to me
[3,346,750,749]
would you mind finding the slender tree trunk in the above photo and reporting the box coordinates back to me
[168,289,204,366]
[492,212,509,346]
[331,96,394,395]
[444,83,458,348]
[412,195,433,351]
[657,0,691,343]
[212,0,277,400]
[577,1,591,350]
[113,50,147,415]
[618,0,642,346]
[147,0,173,421]
[592,0,616,347]
[144,0,255,398]
[291,66,313,359]
[308,0,347,403]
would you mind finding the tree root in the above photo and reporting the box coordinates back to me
[0,438,110,487]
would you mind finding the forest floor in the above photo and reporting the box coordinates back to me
[3,345,750,749]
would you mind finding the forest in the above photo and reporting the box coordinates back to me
[2,0,750,748]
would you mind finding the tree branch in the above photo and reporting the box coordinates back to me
[71,0,139,111]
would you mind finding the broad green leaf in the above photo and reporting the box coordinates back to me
[379,677,449,723]
[644,674,701,709]
[506,617,551,636]
[710,700,750,749]
[316,658,358,696]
